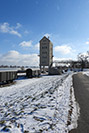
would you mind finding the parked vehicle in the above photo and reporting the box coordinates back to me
[26,68,40,78]
[0,70,17,84]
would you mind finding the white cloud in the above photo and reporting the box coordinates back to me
[85,41,89,45]
[19,40,32,47]
[10,30,21,37]
[16,23,22,29]
[34,43,39,50]
[0,50,39,66]
[24,30,29,34]
[54,45,72,54]
[0,22,21,37]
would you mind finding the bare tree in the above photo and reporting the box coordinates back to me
[78,52,89,70]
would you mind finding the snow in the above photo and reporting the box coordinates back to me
[68,85,80,131]
[83,70,89,76]
[0,73,79,132]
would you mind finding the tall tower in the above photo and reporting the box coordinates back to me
[39,36,53,71]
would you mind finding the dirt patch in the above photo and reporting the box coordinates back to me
[67,87,73,126]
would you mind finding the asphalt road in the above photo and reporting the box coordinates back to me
[70,73,89,133]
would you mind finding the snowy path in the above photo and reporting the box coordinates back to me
[0,74,78,133]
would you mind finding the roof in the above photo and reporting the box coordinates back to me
[0,68,18,72]
[39,36,50,42]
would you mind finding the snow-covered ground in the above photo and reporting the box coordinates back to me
[83,70,89,77]
[0,73,79,133]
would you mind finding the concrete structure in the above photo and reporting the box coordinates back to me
[39,36,53,71]
[48,67,62,75]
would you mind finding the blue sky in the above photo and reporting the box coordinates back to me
[0,0,89,66]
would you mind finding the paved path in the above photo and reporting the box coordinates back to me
[70,73,89,133]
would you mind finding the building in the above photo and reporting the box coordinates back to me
[39,36,53,71]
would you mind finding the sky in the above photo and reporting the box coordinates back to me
[0,0,89,66]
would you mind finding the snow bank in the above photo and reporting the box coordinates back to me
[83,71,89,76]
